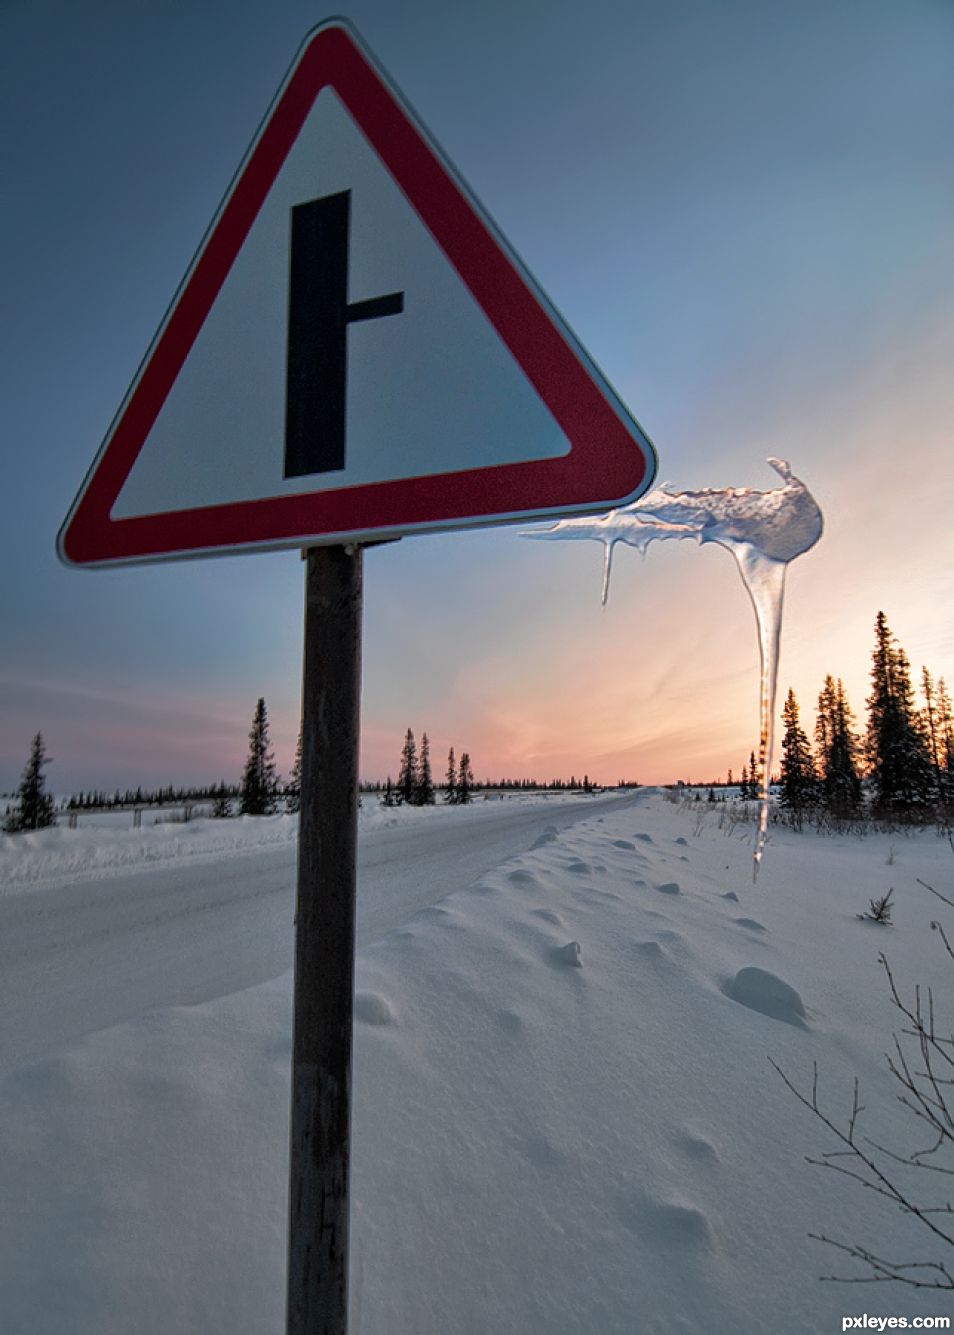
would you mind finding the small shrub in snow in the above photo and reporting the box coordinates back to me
[857,888,894,925]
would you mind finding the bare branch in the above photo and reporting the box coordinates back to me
[919,877,954,910]
[809,1233,954,1289]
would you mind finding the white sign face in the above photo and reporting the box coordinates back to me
[58,20,656,567]
[114,89,569,519]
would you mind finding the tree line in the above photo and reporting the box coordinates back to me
[770,611,952,821]
[2,700,289,831]
[3,696,605,835]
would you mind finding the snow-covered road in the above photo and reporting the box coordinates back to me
[0,791,640,1072]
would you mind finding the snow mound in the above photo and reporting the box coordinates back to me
[516,1131,566,1169]
[675,1130,720,1163]
[413,905,457,929]
[721,967,807,1028]
[625,1193,715,1249]
[354,992,396,1027]
[655,881,682,896]
[553,941,583,967]
[496,1010,525,1036]
[612,839,636,850]
[631,939,666,961]
[734,917,767,933]
[530,908,563,927]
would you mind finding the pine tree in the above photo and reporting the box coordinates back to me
[866,613,933,813]
[5,733,56,833]
[921,668,944,805]
[815,675,838,777]
[923,667,949,801]
[286,727,303,814]
[457,752,474,804]
[780,689,816,813]
[739,758,758,800]
[211,782,232,819]
[240,698,278,816]
[815,675,861,816]
[748,749,759,800]
[444,747,458,804]
[935,678,954,805]
[416,732,435,806]
[829,679,861,815]
[396,729,417,805]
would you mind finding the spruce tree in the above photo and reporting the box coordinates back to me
[739,763,750,800]
[211,782,232,819]
[458,752,474,804]
[240,698,278,816]
[444,747,458,804]
[5,733,56,833]
[923,667,949,801]
[921,668,944,805]
[866,613,933,813]
[935,678,954,805]
[416,732,435,805]
[748,749,759,799]
[815,675,861,816]
[780,689,816,813]
[829,679,861,815]
[286,727,303,814]
[397,729,417,805]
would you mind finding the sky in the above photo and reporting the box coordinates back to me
[2,0,953,794]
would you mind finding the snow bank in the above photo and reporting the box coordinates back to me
[2,794,953,1333]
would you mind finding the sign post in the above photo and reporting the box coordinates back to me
[57,18,658,1335]
[287,544,363,1334]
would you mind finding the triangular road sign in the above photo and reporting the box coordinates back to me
[58,19,657,567]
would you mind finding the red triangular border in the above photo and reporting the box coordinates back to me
[59,20,656,566]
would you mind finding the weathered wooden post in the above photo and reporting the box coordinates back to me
[286,543,363,1335]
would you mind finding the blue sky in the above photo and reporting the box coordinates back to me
[3,0,953,792]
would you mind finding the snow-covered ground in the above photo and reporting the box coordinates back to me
[0,789,598,889]
[2,791,953,1333]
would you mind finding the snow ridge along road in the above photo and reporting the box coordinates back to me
[0,791,643,1072]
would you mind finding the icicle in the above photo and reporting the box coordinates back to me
[525,459,823,879]
[601,540,616,606]
[723,544,787,877]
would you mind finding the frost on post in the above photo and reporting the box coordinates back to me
[525,459,824,877]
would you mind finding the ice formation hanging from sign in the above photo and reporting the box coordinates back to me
[525,458,824,878]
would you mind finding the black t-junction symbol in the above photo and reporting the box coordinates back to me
[284,189,405,478]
